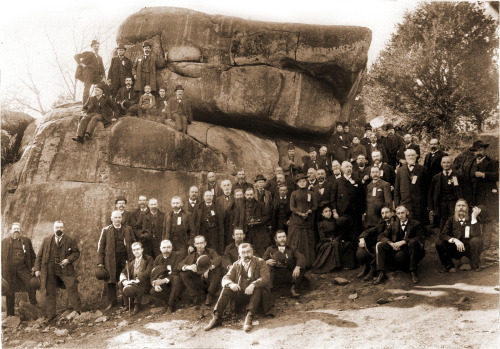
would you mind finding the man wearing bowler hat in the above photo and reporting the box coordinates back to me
[108,44,133,99]
[463,140,499,221]
[75,40,106,104]
[167,85,193,134]
[133,41,168,94]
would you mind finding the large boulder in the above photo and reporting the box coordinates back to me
[117,7,371,134]
[1,110,34,170]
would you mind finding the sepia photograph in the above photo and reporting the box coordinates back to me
[0,0,498,348]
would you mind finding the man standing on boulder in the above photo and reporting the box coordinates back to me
[74,40,105,104]
[167,85,193,134]
[133,41,168,95]
[108,44,133,99]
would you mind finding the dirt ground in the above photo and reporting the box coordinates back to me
[2,232,499,349]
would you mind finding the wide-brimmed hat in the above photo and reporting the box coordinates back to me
[385,123,395,130]
[122,284,140,298]
[91,40,100,47]
[308,147,316,153]
[116,44,126,50]
[150,265,171,281]
[174,85,184,91]
[115,196,127,204]
[364,123,372,131]
[95,267,110,281]
[469,140,489,151]
[254,174,267,183]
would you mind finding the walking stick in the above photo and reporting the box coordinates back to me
[126,260,131,316]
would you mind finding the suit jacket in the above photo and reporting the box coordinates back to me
[262,245,306,270]
[203,183,224,200]
[302,158,320,173]
[394,164,430,222]
[1,236,36,291]
[359,219,394,250]
[129,208,150,233]
[74,51,105,84]
[347,144,367,162]
[178,248,222,270]
[313,181,332,205]
[439,217,481,242]
[116,86,140,105]
[108,210,133,229]
[83,95,118,124]
[190,203,224,252]
[378,218,425,245]
[186,199,199,214]
[382,135,405,163]
[164,209,193,249]
[166,96,193,122]
[151,251,184,283]
[428,171,463,214]
[367,163,395,186]
[279,153,302,177]
[222,255,270,290]
[132,53,165,91]
[424,150,448,178]
[221,243,240,271]
[34,234,80,291]
[365,179,392,227]
[463,155,499,207]
[107,56,133,94]
[119,255,154,284]
[233,199,269,233]
[352,165,370,183]
[97,224,136,283]
[330,176,364,216]
[255,189,273,224]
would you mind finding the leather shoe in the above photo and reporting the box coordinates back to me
[165,305,175,314]
[104,303,116,312]
[243,312,253,332]
[357,264,370,278]
[205,293,213,306]
[72,136,84,143]
[373,272,387,285]
[204,314,221,331]
[84,132,91,140]
[132,304,141,315]
[290,285,300,298]
[411,271,419,284]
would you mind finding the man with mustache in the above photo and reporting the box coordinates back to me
[133,41,168,95]
[115,77,139,117]
[74,39,105,104]
[424,138,449,179]
[108,44,133,99]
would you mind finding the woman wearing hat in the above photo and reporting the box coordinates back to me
[288,173,318,267]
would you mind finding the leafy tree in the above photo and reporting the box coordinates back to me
[368,2,498,132]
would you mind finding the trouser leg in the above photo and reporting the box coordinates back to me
[376,242,392,272]
[6,292,15,316]
[45,266,58,318]
[77,115,92,137]
[467,237,483,266]
[180,271,202,298]
[247,287,262,314]
[167,275,182,307]
[86,114,104,136]
[213,287,235,314]
[407,240,424,271]
[107,283,118,306]
[435,239,456,267]
[59,273,82,312]
[207,268,221,296]
[82,82,92,104]
[356,247,373,266]
[181,115,188,133]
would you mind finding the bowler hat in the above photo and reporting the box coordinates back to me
[196,255,211,274]
[308,147,316,153]
[287,142,295,150]
[142,41,152,48]
[94,83,105,91]
[116,44,126,50]
[95,266,110,281]
[385,123,395,130]
[295,173,308,182]
[30,276,41,290]
[254,174,267,183]
[174,85,184,91]
[150,265,171,281]
[91,40,100,47]
[115,196,127,204]
[122,284,140,298]
[469,140,489,151]
[364,123,372,131]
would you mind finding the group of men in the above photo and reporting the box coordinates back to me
[72,40,193,143]
[2,123,498,331]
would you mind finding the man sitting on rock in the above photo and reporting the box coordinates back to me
[72,83,119,143]
[115,77,139,117]
[262,230,306,298]
[137,85,156,118]
[149,240,183,313]
[119,242,153,315]
[178,235,221,307]
[374,205,425,285]
[435,199,483,272]
[204,243,270,332]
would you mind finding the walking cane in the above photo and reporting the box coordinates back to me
[126,260,131,316]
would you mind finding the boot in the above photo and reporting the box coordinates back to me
[204,312,221,331]
[290,285,300,298]
[356,264,370,278]
[72,136,84,143]
[132,303,141,315]
[243,312,253,332]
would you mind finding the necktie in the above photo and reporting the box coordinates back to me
[401,223,406,231]
[56,237,60,246]
[460,220,465,225]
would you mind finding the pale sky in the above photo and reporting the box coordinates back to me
[0,0,420,117]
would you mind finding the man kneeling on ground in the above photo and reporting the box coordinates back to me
[205,243,270,332]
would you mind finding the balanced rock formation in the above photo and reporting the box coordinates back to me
[1,110,34,170]
[117,7,371,135]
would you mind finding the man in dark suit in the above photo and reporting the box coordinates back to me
[352,154,370,184]
[129,195,149,234]
[262,230,306,297]
[136,198,166,258]
[133,41,168,94]
[367,150,395,189]
[302,147,320,173]
[331,161,365,242]
[34,221,82,321]
[395,149,430,225]
[216,180,236,247]
[74,40,105,104]
[254,174,273,229]
[186,186,200,214]
[313,169,332,205]
[462,140,499,221]
[191,191,224,254]
[356,206,395,280]
[164,196,193,255]
[115,77,140,117]
[398,134,421,165]
[435,200,483,272]
[365,167,392,228]
[329,122,349,163]
[203,172,223,201]
[72,84,118,143]
[118,242,154,315]
[374,205,425,284]
[179,235,222,307]
[272,185,292,233]
[109,196,133,228]
[166,85,193,134]
[317,146,332,176]
[424,138,448,179]
[366,134,388,165]
[205,243,270,332]
[108,44,133,99]
[97,210,136,311]
[360,123,373,147]
[1,223,38,316]
[428,156,463,229]
[381,123,404,168]
[149,240,183,313]
[221,228,245,271]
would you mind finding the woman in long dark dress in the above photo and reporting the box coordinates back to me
[288,173,318,267]
[312,204,342,273]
